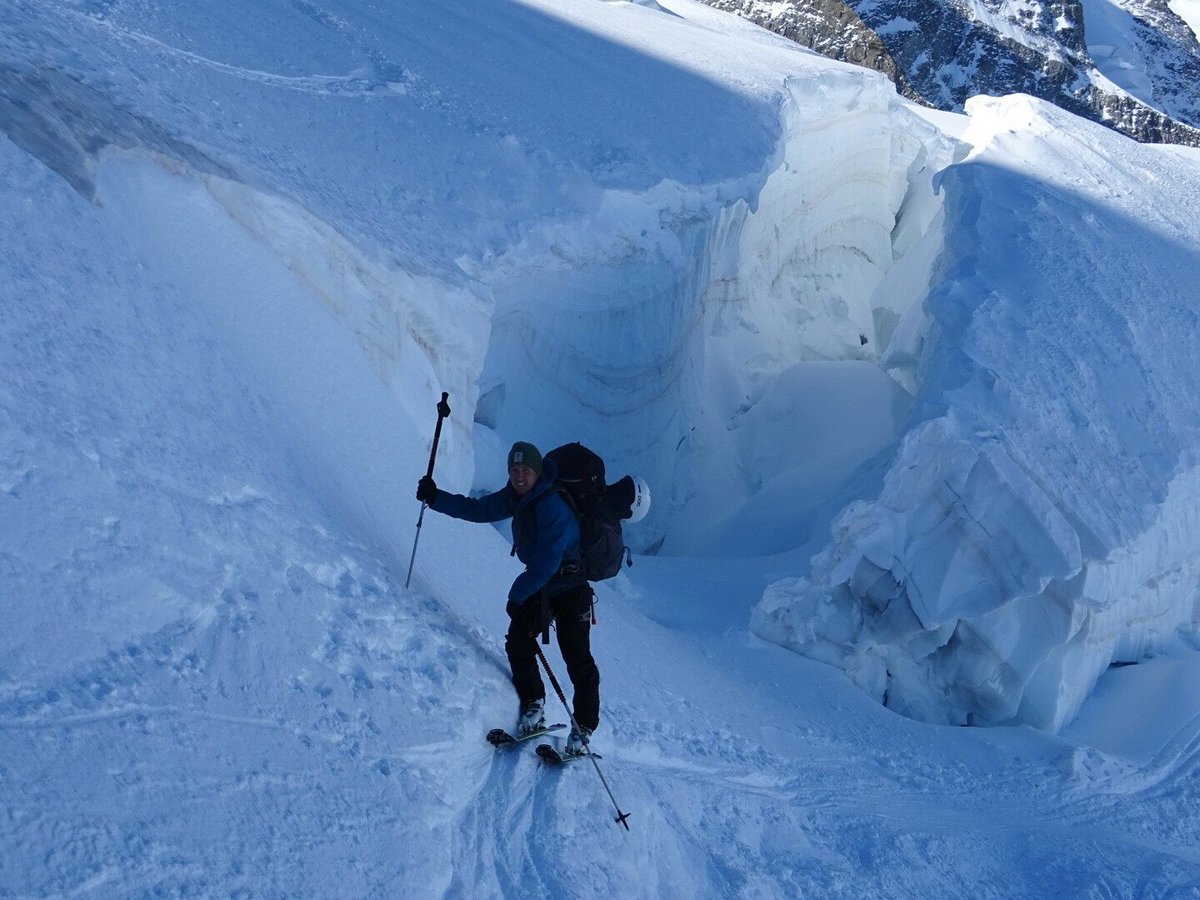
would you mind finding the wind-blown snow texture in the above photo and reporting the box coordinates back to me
[4,0,1200,896]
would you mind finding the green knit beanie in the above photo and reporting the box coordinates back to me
[507,441,543,475]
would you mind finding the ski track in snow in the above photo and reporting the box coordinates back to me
[69,5,435,103]
[0,541,494,896]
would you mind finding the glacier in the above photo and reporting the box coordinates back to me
[753,94,1200,729]
[5,0,1200,895]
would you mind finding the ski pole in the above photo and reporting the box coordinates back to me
[405,392,451,589]
[532,641,631,831]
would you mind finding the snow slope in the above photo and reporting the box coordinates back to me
[4,0,1200,896]
[1079,0,1200,125]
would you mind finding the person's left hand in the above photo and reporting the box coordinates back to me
[416,476,438,504]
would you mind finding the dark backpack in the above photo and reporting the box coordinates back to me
[544,442,632,582]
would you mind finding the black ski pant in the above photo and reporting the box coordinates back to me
[505,583,600,732]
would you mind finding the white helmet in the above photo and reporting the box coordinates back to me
[625,475,651,523]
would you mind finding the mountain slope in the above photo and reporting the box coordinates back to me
[702,0,1200,144]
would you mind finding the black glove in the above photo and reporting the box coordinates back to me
[416,475,438,505]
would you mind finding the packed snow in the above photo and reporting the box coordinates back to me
[4,0,1200,896]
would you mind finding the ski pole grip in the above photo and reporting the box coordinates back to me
[425,392,451,479]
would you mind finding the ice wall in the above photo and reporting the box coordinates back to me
[0,0,953,559]
[753,96,1200,730]
[469,69,955,553]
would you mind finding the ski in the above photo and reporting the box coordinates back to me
[535,741,628,828]
[486,724,566,748]
[535,742,601,765]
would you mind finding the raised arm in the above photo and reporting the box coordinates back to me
[429,486,516,524]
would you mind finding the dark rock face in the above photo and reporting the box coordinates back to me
[703,0,920,98]
[699,0,1200,146]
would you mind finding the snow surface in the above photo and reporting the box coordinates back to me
[1078,0,1200,124]
[1081,0,1161,100]
[4,0,1200,896]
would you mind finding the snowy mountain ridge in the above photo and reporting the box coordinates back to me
[704,0,1200,144]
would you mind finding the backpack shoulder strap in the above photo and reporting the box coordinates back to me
[511,485,576,551]
[546,483,578,514]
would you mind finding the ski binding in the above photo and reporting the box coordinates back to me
[487,723,566,747]
[535,743,601,765]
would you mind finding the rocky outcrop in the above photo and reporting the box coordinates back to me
[700,0,1200,146]
[703,0,923,101]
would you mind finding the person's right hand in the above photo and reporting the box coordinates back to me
[416,476,438,504]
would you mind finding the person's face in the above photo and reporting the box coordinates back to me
[509,465,539,496]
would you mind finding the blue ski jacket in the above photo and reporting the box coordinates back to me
[428,458,582,605]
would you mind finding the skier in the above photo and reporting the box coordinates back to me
[417,441,599,756]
